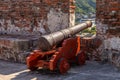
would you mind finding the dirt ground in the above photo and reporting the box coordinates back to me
[0,60,120,80]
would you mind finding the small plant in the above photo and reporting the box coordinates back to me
[80,26,96,35]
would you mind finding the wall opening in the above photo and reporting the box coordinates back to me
[75,0,96,36]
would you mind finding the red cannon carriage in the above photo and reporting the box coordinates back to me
[26,21,92,74]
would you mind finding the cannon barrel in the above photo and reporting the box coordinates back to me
[38,21,92,51]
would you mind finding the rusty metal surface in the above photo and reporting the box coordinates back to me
[38,21,92,51]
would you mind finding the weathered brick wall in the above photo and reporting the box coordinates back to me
[0,0,75,35]
[96,0,120,68]
[0,0,75,63]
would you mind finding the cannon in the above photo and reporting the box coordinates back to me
[26,21,92,74]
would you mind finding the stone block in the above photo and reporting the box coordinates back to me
[0,35,39,63]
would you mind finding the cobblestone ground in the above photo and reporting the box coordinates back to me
[0,60,120,80]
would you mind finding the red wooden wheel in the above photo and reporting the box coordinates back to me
[57,58,70,74]
[76,51,86,65]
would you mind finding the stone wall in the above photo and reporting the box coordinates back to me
[0,0,76,63]
[96,0,120,68]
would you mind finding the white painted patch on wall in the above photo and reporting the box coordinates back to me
[47,8,69,32]
[104,37,120,51]
[69,13,75,27]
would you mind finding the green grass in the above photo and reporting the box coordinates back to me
[80,26,96,35]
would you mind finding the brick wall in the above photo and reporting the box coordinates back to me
[0,0,75,35]
[0,0,76,63]
[96,0,120,69]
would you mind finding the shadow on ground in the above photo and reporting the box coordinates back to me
[1,60,120,80]
[0,60,26,75]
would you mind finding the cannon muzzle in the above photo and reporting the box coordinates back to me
[39,21,92,51]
